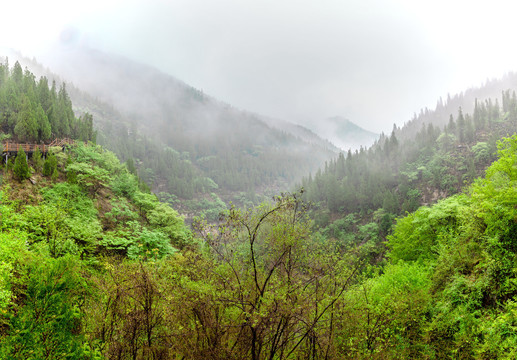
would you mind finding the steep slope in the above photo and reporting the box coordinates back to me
[0,141,192,358]
[304,135,517,358]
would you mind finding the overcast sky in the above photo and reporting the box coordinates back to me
[2,0,517,133]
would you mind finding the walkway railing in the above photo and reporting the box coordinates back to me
[2,138,75,154]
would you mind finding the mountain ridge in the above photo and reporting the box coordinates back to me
[1,47,338,210]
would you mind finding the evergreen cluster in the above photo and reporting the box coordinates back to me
[0,60,95,142]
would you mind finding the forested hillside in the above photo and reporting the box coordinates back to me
[301,89,517,234]
[0,139,192,357]
[4,49,337,213]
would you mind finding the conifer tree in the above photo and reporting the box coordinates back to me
[457,107,466,142]
[11,61,23,87]
[43,153,57,177]
[14,95,38,142]
[32,147,44,173]
[13,147,30,180]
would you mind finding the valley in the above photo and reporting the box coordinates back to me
[0,51,516,359]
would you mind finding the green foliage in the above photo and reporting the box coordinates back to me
[299,92,517,248]
[21,184,102,258]
[127,227,176,260]
[110,172,138,199]
[436,132,457,152]
[184,192,227,222]
[41,183,98,219]
[70,144,123,174]
[31,146,43,173]
[104,197,138,226]
[13,147,30,180]
[43,153,57,177]
[0,256,89,359]
[476,300,517,359]
[99,232,134,254]
[339,261,431,357]
[177,193,360,359]
[6,59,517,358]
[0,231,30,311]
[67,168,77,184]
[51,167,59,181]
[84,261,168,358]
[133,191,158,215]
[471,141,492,164]
[378,135,517,357]
[0,64,197,355]
[388,195,468,263]
[99,220,176,260]
[147,202,190,248]
[125,157,137,175]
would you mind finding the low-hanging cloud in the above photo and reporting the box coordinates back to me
[4,0,517,134]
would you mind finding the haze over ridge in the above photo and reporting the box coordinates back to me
[2,0,517,136]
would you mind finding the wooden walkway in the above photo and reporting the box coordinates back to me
[2,138,75,156]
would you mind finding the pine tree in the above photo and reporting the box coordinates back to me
[11,61,23,87]
[43,153,57,177]
[457,107,466,142]
[447,114,456,133]
[32,147,44,173]
[37,76,52,113]
[14,95,38,142]
[126,158,137,175]
[13,147,30,180]
[35,104,51,141]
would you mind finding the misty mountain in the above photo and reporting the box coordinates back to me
[260,117,341,152]
[309,116,379,150]
[6,46,337,207]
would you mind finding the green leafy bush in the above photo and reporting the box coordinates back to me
[127,228,176,260]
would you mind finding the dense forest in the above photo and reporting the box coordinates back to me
[0,60,95,143]
[1,60,517,359]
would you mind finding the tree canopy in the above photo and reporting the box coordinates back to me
[0,60,95,143]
